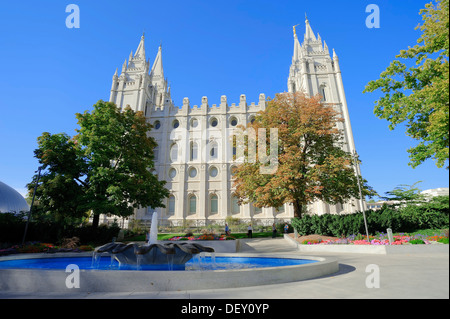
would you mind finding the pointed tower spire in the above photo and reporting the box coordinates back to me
[150,44,164,80]
[134,32,146,60]
[304,14,317,42]
[292,24,302,62]
[333,48,338,59]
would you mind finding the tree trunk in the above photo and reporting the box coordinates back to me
[92,213,99,228]
[293,200,303,219]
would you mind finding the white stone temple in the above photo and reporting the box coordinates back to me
[107,17,366,227]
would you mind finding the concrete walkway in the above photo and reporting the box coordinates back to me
[0,238,448,299]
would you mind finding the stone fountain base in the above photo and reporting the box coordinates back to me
[0,252,338,292]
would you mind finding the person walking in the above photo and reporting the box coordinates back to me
[272,223,277,238]
[225,223,230,236]
[284,223,289,234]
[247,224,253,238]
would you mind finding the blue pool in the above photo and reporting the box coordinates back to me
[0,256,317,271]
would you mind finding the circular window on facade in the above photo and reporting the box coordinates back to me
[209,166,218,178]
[210,117,218,127]
[230,117,238,127]
[188,167,197,178]
[191,118,198,128]
[154,120,161,130]
[173,119,180,129]
[168,168,177,179]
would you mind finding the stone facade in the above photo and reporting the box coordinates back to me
[108,18,366,227]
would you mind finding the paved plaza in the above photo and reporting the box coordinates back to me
[0,238,448,299]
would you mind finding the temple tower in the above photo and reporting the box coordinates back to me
[288,16,365,214]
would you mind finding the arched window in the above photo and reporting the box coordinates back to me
[189,195,197,215]
[190,118,198,129]
[190,141,198,161]
[232,135,237,161]
[210,194,218,215]
[320,84,328,102]
[209,142,218,160]
[168,195,175,215]
[153,145,159,162]
[170,143,178,162]
[231,195,240,215]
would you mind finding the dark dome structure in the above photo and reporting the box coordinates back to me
[0,181,29,213]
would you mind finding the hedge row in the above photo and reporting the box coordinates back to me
[0,213,120,246]
[291,200,449,237]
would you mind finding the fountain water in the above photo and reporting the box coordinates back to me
[148,212,158,245]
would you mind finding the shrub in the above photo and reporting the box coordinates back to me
[60,237,80,249]
[291,201,449,236]
[0,212,120,246]
[409,239,425,245]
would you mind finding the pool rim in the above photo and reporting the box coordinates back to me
[0,252,339,292]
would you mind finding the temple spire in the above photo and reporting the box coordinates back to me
[304,14,317,42]
[292,24,302,62]
[150,44,164,80]
[134,32,146,60]
[333,48,338,59]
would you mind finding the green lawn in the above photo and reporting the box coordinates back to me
[124,231,284,242]
[228,232,283,239]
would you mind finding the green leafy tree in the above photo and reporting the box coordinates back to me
[28,132,88,226]
[363,0,449,169]
[29,100,169,228]
[382,181,427,205]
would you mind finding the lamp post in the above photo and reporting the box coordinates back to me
[352,151,370,243]
[21,166,42,246]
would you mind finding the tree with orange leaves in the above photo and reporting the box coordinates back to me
[233,92,376,218]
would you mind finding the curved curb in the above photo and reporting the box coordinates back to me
[0,253,338,293]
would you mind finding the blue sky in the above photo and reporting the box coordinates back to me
[0,0,448,200]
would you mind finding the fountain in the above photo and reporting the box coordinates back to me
[148,211,158,245]
[92,212,215,270]
[0,213,339,293]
